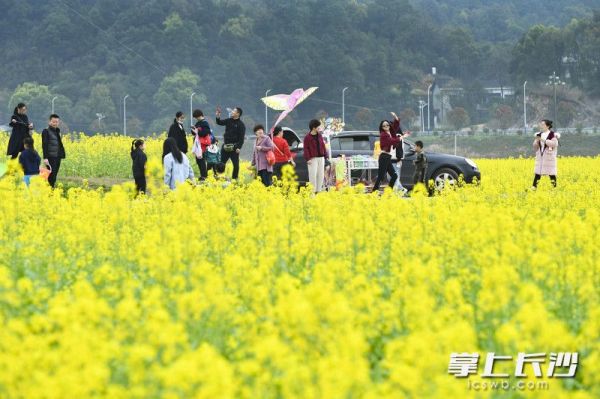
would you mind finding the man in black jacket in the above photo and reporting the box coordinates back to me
[41,114,66,188]
[216,106,245,180]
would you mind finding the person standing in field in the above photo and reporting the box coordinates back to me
[216,106,245,180]
[272,125,295,179]
[391,124,411,194]
[192,109,213,181]
[205,138,221,177]
[19,137,41,186]
[373,112,402,191]
[41,114,66,188]
[303,119,327,193]
[251,124,274,187]
[163,137,194,190]
[413,140,427,185]
[7,103,33,159]
[168,111,188,154]
[131,139,147,194]
[531,119,559,190]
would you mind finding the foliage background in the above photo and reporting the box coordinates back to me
[0,0,598,133]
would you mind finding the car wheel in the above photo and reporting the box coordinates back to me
[432,168,458,191]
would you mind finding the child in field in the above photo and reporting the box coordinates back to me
[205,139,221,177]
[413,140,427,185]
[214,162,231,188]
[19,137,41,186]
[131,139,147,194]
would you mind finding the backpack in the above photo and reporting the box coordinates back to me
[205,144,220,164]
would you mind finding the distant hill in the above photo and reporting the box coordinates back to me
[0,0,596,133]
[410,0,596,42]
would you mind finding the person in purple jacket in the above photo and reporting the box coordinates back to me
[303,119,327,193]
[250,124,274,186]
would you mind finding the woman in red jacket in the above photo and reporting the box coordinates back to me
[373,112,402,191]
[272,125,295,179]
[303,119,327,193]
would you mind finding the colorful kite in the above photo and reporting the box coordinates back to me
[261,87,318,132]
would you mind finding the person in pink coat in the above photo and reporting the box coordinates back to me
[531,119,560,190]
[251,124,274,186]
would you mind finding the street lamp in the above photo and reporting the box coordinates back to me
[418,100,428,133]
[265,89,272,132]
[523,81,527,133]
[51,96,58,114]
[545,72,565,124]
[96,113,105,131]
[427,83,433,131]
[342,87,349,125]
[190,92,196,128]
[123,94,129,136]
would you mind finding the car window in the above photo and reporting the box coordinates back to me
[330,137,340,151]
[332,135,375,152]
[353,136,371,151]
[338,138,354,151]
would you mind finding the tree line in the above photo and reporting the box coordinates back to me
[0,0,597,134]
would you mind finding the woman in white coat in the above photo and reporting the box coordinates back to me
[532,119,560,190]
[163,137,195,190]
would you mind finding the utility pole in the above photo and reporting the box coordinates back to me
[342,87,349,125]
[51,96,58,114]
[123,94,129,136]
[523,81,527,133]
[546,72,565,124]
[265,89,272,131]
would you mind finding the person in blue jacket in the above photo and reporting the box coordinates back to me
[19,136,41,186]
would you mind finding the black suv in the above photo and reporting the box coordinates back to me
[281,129,481,189]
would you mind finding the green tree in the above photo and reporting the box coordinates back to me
[557,101,577,127]
[163,12,184,33]
[399,108,418,129]
[354,108,374,129]
[8,82,53,126]
[447,107,470,130]
[495,105,514,129]
[153,69,205,114]
[510,25,566,85]
[81,84,118,132]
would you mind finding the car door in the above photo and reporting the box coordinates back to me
[401,141,416,186]
[283,129,309,184]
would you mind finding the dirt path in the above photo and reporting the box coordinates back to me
[61,176,130,189]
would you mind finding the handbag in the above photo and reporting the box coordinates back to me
[223,143,235,152]
[200,134,212,147]
[266,150,276,166]
[192,135,203,158]
[39,163,52,180]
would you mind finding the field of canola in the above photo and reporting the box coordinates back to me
[0,132,599,398]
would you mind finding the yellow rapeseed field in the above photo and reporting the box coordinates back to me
[0,132,599,398]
